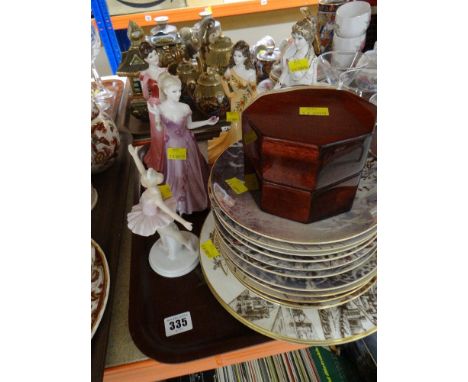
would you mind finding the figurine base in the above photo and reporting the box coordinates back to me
[148,232,200,278]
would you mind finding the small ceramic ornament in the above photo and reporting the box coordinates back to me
[91,97,120,174]
[147,72,218,215]
[127,144,200,278]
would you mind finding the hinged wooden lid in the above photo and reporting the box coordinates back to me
[243,87,377,146]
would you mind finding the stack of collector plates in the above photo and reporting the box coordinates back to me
[200,144,377,345]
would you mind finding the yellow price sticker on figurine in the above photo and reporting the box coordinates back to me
[288,58,310,72]
[244,129,257,145]
[167,148,187,160]
[299,107,330,116]
[201,239,220,259]
[226,112,240,122]
[158,184,172,200]
[225,177,249,194]
[244,173,259,191]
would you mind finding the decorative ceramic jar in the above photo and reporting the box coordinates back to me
[146,16,186,71]
[194,68,229,118]
[206,35,233,74]
[317,0,349,54]
[176,59,200,93]
[256,46,281,82]
[91,99,120,174]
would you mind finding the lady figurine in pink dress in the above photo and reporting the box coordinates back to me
[127,144,199,277]
[139,43,168,173]
[147,73,218,215]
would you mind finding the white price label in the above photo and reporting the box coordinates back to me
[261,0,268,5]
[144,15,152,22]
[164,311,193,337]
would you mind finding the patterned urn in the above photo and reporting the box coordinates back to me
[91,99,120,174]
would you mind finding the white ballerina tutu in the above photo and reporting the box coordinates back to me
[127,195,177,237]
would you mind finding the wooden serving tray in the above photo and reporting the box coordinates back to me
[92,131,133,382]
[128,203,271,364]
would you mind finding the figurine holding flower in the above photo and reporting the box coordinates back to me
[147,73,218,215]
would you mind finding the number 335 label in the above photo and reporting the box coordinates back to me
[164,311,193,337]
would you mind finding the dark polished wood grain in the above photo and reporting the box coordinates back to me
[242,88,376,223]
[91,131,133,382]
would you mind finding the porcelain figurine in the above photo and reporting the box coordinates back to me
[139,43,168,101]
[127,144,199,278]
[208,40,257,164]
[147,72,218,215]
[139,44,168,173]
[274,17,318,89]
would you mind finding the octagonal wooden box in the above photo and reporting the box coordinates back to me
[242,87,377,224]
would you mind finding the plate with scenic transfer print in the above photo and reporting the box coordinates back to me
[210,198,376,255]
[211,201,377,256]
[209,144,377,245]
[215,213,377,267]
[212,205,377,257]
[215,229,377,293]
[226,257,377,309]
[200,212,377,345]
[224,257,375,304]
[215,228,377,279]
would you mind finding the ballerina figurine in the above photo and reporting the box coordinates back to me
[147,72,218,215]
[127,144,200,278]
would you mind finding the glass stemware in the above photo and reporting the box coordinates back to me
[312,51,369,86]
[91,24,115,110]
[337,49,377,100]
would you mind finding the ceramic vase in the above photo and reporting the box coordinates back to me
[91,99,120,174]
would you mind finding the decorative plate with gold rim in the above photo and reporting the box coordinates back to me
[225,257,377,309]
[211,198,377,255]
[210,144,377,245]
[215,214,377,268]
[200,212,377,345]
[224,256,376,305]
[218,231,377,293]
[91,239,110,338]
[216,228,377,279]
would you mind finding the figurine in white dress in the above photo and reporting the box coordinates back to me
[274,17,318,89]
[127,144,200,278]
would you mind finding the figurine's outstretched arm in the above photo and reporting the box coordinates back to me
[155,198,193,231]
[186,113,219,129]
[128,144,146,176]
